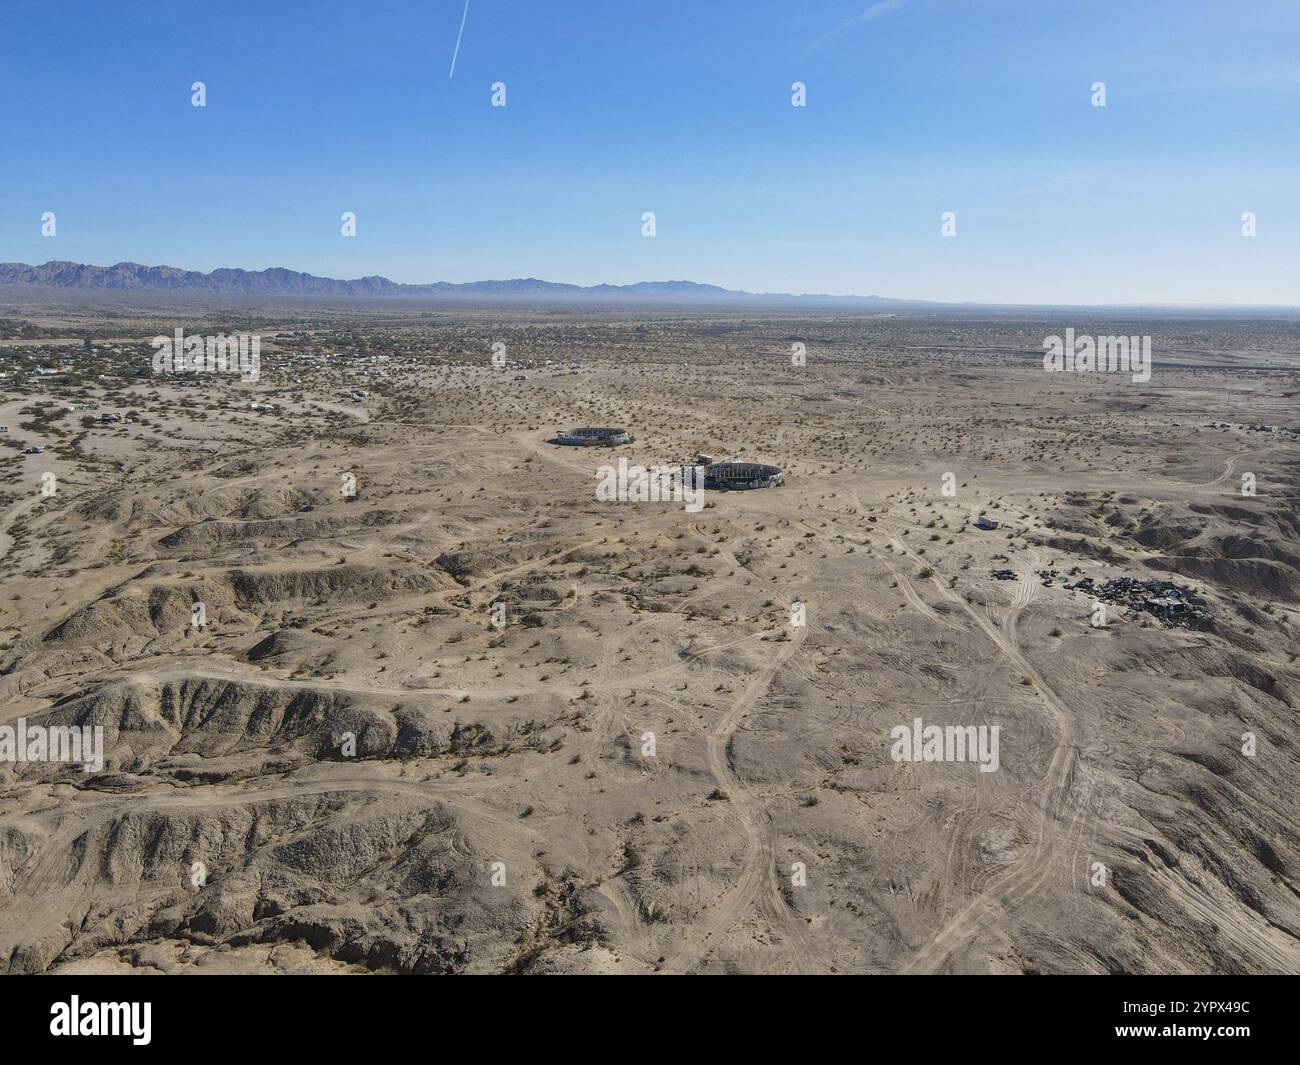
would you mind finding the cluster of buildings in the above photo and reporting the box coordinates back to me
[554,427,784,490]
[1206,421,1298,439]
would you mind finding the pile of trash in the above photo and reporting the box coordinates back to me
[1065,574,1211,630]
[990,567,1212,630]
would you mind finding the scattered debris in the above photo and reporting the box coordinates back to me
[1063,574,1211,630]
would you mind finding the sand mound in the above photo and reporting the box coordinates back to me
[0,791,541,974]
[157,509,404,550]
[77,484,319,527]
[1144,555,1299,604]
[8,674,552,780]
[41,563,451,649]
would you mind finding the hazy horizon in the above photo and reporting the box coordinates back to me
[4,257,1300,313]
[3,1,1298,305]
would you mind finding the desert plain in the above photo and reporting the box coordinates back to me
[1,297,1297,974]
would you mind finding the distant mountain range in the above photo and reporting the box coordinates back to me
[0,260,917,306]
[2,262,1288,314]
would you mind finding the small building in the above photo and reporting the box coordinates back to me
[703,461,784,490]
[555,427,630,447]
[974,514,999,530]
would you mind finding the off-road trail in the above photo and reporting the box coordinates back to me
[664,627,815,974]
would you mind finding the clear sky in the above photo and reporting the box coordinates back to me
[2,0,1297,304]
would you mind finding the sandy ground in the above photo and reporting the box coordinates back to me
[0,306,1297,974]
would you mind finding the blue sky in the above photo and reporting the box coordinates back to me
[1,0,1297,303]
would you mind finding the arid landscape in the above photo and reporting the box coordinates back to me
[1,296,1296,974]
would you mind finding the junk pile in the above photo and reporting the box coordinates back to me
[990,566,1211,630]
[1063,573,1211,630]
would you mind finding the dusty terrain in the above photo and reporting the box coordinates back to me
[1,300,1297,974]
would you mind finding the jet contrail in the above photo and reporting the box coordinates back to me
[449,0,470,78]
[803,0,908,57]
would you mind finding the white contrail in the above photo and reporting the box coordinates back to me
[449,0,470,78]
[803,0,909,57]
